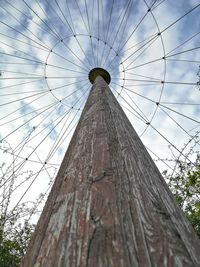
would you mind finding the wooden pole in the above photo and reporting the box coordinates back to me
[21,74,200,267]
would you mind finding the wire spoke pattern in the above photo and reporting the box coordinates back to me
[0,0,199,224]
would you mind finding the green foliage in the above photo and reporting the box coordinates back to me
[0,215,34,267]
[164,154,200,238]
[186,202,200,238]
[0,140,54,266]
[0,226,21,267]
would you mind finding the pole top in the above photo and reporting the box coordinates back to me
[88,68,111,84]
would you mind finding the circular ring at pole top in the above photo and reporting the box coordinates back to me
[88,68,111,84]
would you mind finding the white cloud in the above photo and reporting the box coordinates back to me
[0,0,200,224]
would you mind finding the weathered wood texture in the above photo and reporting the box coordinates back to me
[21,76,200,267]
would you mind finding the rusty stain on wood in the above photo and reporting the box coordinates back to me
[21,76,200,267]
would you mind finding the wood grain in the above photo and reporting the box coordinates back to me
[21,76,200,267]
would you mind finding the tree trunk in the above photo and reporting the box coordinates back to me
[21,76,200,267]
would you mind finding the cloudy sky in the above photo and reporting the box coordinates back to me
[0,0,200,222]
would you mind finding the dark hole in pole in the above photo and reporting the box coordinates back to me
[89,68,111,84]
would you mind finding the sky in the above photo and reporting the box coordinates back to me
[0,0,200,223]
